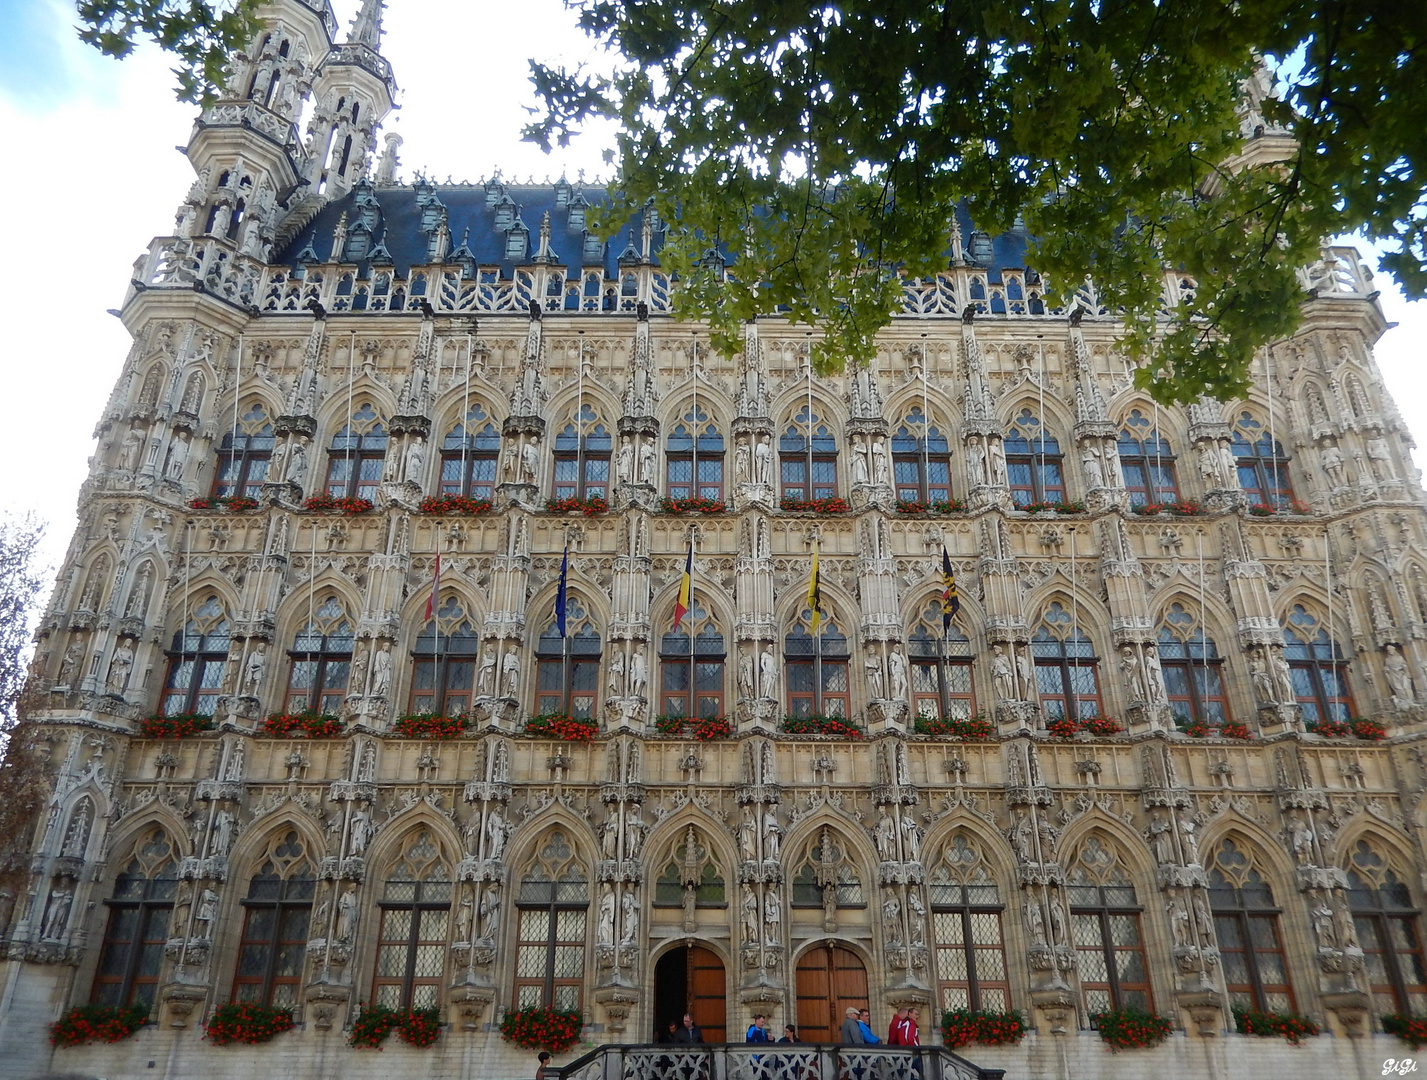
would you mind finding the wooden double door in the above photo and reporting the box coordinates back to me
[653,945,727,1043]
[795,943,869,1043]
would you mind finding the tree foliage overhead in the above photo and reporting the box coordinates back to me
[77,0,260,104]
[528,0,1426,403]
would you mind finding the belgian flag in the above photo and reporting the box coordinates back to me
[672,540,694,632]
[941,546,961,630]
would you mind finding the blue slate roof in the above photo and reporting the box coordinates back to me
[275,179,1033,281]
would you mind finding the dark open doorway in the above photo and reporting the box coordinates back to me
[653,945,727,1043]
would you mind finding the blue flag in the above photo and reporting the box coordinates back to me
[555,546,569,638]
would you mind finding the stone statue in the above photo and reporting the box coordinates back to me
[479,886,501,940]
[349,807,376,855]
[222,742,245,782]
[620,889,639,944]
[992,646,1015,699]
[1288,814,1315,862]
[735,441,750,483]
[741,885,759,944]
[1321,444,1345,487]
[105,642,133,695]
[881,890,902,945]
[638,440,656,484]
[41,886,73,939]
[404,436,426,483]
[759,643,778,698]
[875,813,898,861]
[864,652,885,699]
[1009,809,1033,862]
[196,887,219,929]
[242,643,267,696]
[502,650,521,697]
[617,439,634,484]
[763,889,780,944]
[900,816,922,860]
[1024,897,1046,946]
[628,650,647,699]
[1143,645,1167,703]
[753,435,772,485]
[371,642,393,696]
[336,884,358,941]
[455,890,474,941]
[120,428,144,473]
[478,643,497,696]
[607,650,625,698]
[907,891,926,945]
[1191,890,1215,948]
[1121,646,1146,702]
[1177,816,1201,865]
[1166,895,1190,948]
[888,650,908,700]
[852,440,870,485]
[738,650,755,698]
[164,432,190,483]
[1386,645,1415,705]
[1081,445,1104,489]
[763,808,781,860]
[1270,648,1296,703]
[1197,444,1222,486]
[212,808,236,856]
[1048,892,1067,946]
[285,442,307,484]
[485,806,507,860]
[521,441,539,483]
[58,638,86,685]
[1015,648,1034,696]
[871,436,890,485]
[1249,651,1276,705]
[598,884,616,944]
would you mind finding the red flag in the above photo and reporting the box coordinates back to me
[424,551,441,621]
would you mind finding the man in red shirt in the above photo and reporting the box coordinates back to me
[903,1007,921,1046]
[888,1007,910,1046]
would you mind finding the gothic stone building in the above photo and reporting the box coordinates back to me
[3,2,1426,1079]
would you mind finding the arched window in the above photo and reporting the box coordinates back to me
[325,402,387,501]
[1067,836,1151,1015]
[285,597,354,714]
[1032,602,1102,721]
[927,833,1010,1012]
[534,597,601,718]
[1231,412,1293,508]
[92,828,179,1008]
[652,826,726,908]
[907,601,976,720]
[439,404,501,500]
[552,404,612,501]
[374,830,452,1010]
[161,596,230,716]
[666,405,725,502]
[892,407,952,504]
[1156,603,1229,727]
[785,607,850,717]
[1209,838,1295,1013]
[1282,605,1354,724]
[213,403,274,498]
[1345,839,1427,1017]
[789,826,863,911]
[233,831,316,1008]
[1004,409,1064,507]
[410,597,480,716]
[1116,410,1179,506]
[515,831,590,1010]
[779,404,838,502]
[659,598,725,719]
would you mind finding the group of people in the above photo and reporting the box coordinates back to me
[745,1014,799,1043]
[840,1006,921,1046]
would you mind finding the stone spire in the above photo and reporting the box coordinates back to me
[349,0,385,49]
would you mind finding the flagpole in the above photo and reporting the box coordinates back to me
[690,331,698,503]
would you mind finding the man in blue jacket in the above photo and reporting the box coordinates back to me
[746,1014,770,1042]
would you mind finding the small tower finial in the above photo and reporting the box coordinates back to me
[349,0,385,49]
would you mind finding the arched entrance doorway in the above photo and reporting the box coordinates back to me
[653,945,726,1043]
[795,942,869,1043]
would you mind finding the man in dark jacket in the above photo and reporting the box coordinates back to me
[840,1006,866,1044]
[673,1013,704,1043]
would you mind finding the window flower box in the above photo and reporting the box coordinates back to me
[1048,715,1123,738]
[895,498,967,515]
[1183,720,1255,740]
[1248,499,1312,517]
[1135,500,1203,516]
[418,495,493,516]
[654,715,732,740]
[525,713,600,741]
[1232,1006,1319,1044]
[50,1003,148,1047]
[349,1004,443,1049]
[1019,500,1085,515]
[657,496,727,514]
[302,493,374,515]
[940,1008,1027,1049]
[138,712,214,739]
[1090,1006,1173,1051]
[1382,1013,1427,1049]
[500,1005,584,1052]
[260,712,344,738]
[204,1002,295,1046]
[779,496,850,514]
[1307,718,1386,741]
[392,713,471,740]
[545,496,609,516]
[781,714,864,739]
[189,495,260,512]
[913,714,995,740]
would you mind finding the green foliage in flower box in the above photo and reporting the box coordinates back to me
[1090,1006,1173,1051]
[204,1001,295,1045]
[940,1008,1027,1049]
[500,1005,583,1052]
[525,713,600,741]
[138,712,214,739]
[50,1003,148,1047]
[780,714,863,739]
[1232,1006,1319,1044]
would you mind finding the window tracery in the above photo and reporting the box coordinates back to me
[1346,839,1427,1017]
[93,828,180,1008]
[779,404,838,501]
[285,596,354,714]
[325,402,387,501]
[552,404,611,501]
[515,830,589,1010]
[790,826,863,912]
[1067,835,1150,1015]
[374,830,453,1010]
[891,406,952,503]
[658,598,725,719]
[410,596,480,716]
[1116,409,1179,505]
[440,403,501,500]
[666,404,724,501]
[1156,603,1229,727]
[1004,409,1064,506]
[927,833,1010,1011]
[1032,602,1102,721]
[652,825,726,909]
[233,830,316,1008]
[1208,837,1295,1013]
[1282,604,1354,723]
[214,403,275,499]
[161,595,230,716]
[907,601,975,720]
[785,607,850,717]
[535,597,601,718]
[1231,412,1293,507]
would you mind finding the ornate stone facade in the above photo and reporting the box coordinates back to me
[4,3,1427,1078]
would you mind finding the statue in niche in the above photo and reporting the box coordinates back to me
[502,650,521,697]
[638,440,656,484]
[1192,890,1215,948]
[371,643,392,696]
[349,807,376,855]
[1386,644,1415,705]
[61,804,91,858]
[105,642,133,695]
[1287,813,1315,863]
[900,816,922,860]
[763,808,782,860]
[1197,444,1222,487]
[521,442,539,483]
[1121,647,1147,702]
[759,643,779,698]
[1015,647,1034,696]
[620,890,639,944]
[852,440,870,485]
[211,808,236,856]
[1249,650,1276,705]
[741,885,759,944]
[871,436,890,485]
[404,436,426,483]
[1368,436,1396,479]
[1321,443,1345,487]
[195,887,219,931]
[285,442,307,483]
[628,650,647,698]
[1081,445,1104,489]
[864,651,885,699]
[735,441,750,483]
[1143,645,1167,703]
[1167,894,1190,948]
[907,891,926,945]
[888,650,908,700]
[881,890,902,945]
[1269,648,1296,703]
[607,651,625,697]
[485,806,508,860]
[762,889,780,945]
[478,643,497,696]
[624,804,645,859]
[356,742,377,782]
[120,428,144,473]
[597,884,616,944]
[242,643,267,696]
[617,438,634,484]
[42,886,74,940]
[479,886,501,940]
[991,646,1015,700]
[1023,897,1046,946]
[336,884,358,941]
[753,435,772,485]
[739,649,755,699]
[455,889,474,941]
[124,563,153,619]
[875,812,898,862]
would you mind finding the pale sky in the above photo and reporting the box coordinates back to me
[1,0,1424,583]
